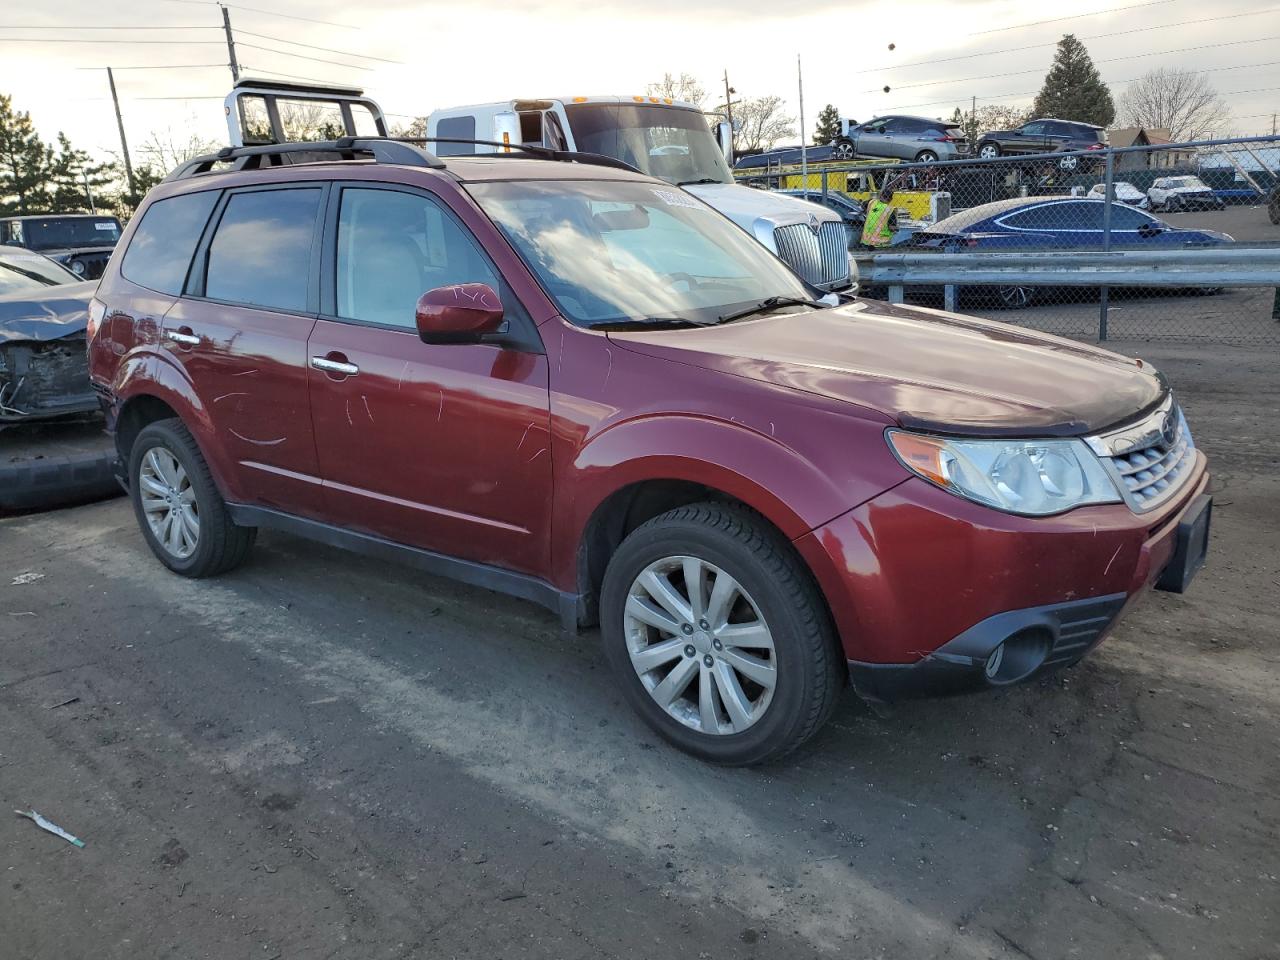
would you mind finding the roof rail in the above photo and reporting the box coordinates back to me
[410,137,640,173]
[165,137,444,181]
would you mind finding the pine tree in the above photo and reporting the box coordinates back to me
[0,94,53,215]
[1032,35,1115,127]
[812,104,842,145]
[49,133,116,214]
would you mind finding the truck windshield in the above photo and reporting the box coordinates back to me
[468,179,812,327]
[563,103,732,186]
[23,217,122,251]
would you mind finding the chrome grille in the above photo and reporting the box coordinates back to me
[1086,397,1196,513]
[773,222,851,289]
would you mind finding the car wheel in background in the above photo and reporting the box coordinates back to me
[599,502,842,766]
[915,150,939,163]
[977,142,1000,159]
[832,139,855,161]
[0,418,120,513]
[996,285,1036,309]
[128,418,256,578]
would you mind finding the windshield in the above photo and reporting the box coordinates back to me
[563,103,732,186]
[468,179,812,327]
[23,217,122,251]
[0,251,78,295]
[1167,177,1208,190]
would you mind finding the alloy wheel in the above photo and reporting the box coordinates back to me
[138,445,199,559]
[998,285,1033,309]
[833,141,855,160]
[978,144,999,159]
[623,555,777,736]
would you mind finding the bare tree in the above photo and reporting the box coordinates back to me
[646,73,707,108]
[1119,67,1230,142]
[391,116,428,139]
[952,104,1032,145]
[734,96,795,154]
[137,125,220,173]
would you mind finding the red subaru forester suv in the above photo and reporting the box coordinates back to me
[87,136,1211,764]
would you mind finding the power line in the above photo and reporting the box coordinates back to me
[159,0,359,30]
[235,28,400,63]
[854,7,1280,74]
[241,65,358,86]
[969,0,1180,36]
[0,24,216,29]
[0,36,223,44]
[237,40,374,71]
[868,35,1280,93]
[76,63,228,70]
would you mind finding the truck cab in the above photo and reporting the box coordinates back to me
[428,97,853,291]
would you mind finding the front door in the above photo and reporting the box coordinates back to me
[162,184,325,516]
[306,184,552,576]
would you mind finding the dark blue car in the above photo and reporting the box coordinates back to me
[914,197,1233,251]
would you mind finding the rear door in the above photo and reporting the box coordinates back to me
[305,183,552,575]
[163,184,326,515]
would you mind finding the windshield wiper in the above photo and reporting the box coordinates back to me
[716,296,827,325]
[587,317,711,331]
[676,178,725,186]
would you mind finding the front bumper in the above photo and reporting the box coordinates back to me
[795,457,1210,701]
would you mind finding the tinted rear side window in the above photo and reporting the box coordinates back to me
[206,188,321,312]
[120,191,218,295]
[435,116,477,156]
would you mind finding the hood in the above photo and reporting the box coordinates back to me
[683,182,841,235]
[0,280,95,344]
[607,299,1165,436]
[1166,186,1214,195]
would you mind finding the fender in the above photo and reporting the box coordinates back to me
[554,410,905,589]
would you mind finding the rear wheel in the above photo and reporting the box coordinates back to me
[915,150,939,163]
[129,419,255,577]
[600,503,842,765]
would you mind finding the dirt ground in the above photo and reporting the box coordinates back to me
[2,337,1278,960]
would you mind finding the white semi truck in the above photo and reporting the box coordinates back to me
[427,96,854,291]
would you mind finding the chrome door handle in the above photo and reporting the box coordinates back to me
[311,356,359,376]
[165,330,200,346]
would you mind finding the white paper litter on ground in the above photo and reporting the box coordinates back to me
[15,809,85,847]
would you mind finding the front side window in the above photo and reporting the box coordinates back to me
[468,179,812,327]
[1109,205,1157,229]
[1001,201,1102,231]
[206,188,321,312]
[335,187,499,329]
[563,103,732,186]
[121,191,218,295]
[1021,123,1045,136]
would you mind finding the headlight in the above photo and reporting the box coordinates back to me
[70,259,86,276]
[887,430,1122,516]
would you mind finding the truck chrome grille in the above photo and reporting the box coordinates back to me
[1086,396,1196,513]
[773,222,850,289]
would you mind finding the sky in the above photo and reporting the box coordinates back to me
[3,0,1278,169]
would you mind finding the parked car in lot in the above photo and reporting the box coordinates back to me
[975,118,1106,170]
[1147,175,1225,212]
[0,213,123,280]
[913,197,1232,251]
[832,115,969,163]
[1087,181,1149,208]
[89,133,1211,765]
[1,247,119,511]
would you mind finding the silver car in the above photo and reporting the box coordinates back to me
[832,115,970,163]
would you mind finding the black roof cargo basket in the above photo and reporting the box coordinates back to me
[166,137,446,181]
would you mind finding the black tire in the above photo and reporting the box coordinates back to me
[915,150,939,163]
[128,418,255,577]
[977,141,1000,159]
[0,418,121,513]
[996,285,1036,310]
[599,502,843,765]
[832,139,856,161]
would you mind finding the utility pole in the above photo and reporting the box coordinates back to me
[82,169,97,214]
[222,4,240,82]
[797,54,807,186]
[722,70,735,158]
[106,67,136,196]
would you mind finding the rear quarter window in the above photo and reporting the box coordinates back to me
[119,191,218,295]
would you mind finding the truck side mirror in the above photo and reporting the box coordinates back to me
[715,120,733,162]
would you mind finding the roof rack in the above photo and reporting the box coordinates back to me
[165,135,639,181]
[165,137,445,181]
[410,137,639,173]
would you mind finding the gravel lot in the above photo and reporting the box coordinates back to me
[2,338,1278,959]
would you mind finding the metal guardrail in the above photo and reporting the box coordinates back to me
[856,248,1280,290]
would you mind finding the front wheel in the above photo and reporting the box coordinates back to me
[996,285,1036,309]
[600,503,842,765]
[977,142,1000,159]
[129,418,256,577]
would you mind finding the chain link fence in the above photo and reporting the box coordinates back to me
[735,135,1280,345]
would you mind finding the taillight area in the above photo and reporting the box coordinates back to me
[86,296,107,342]
[1087,143,1105,150]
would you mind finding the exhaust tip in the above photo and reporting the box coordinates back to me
[984,628,1051,685]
